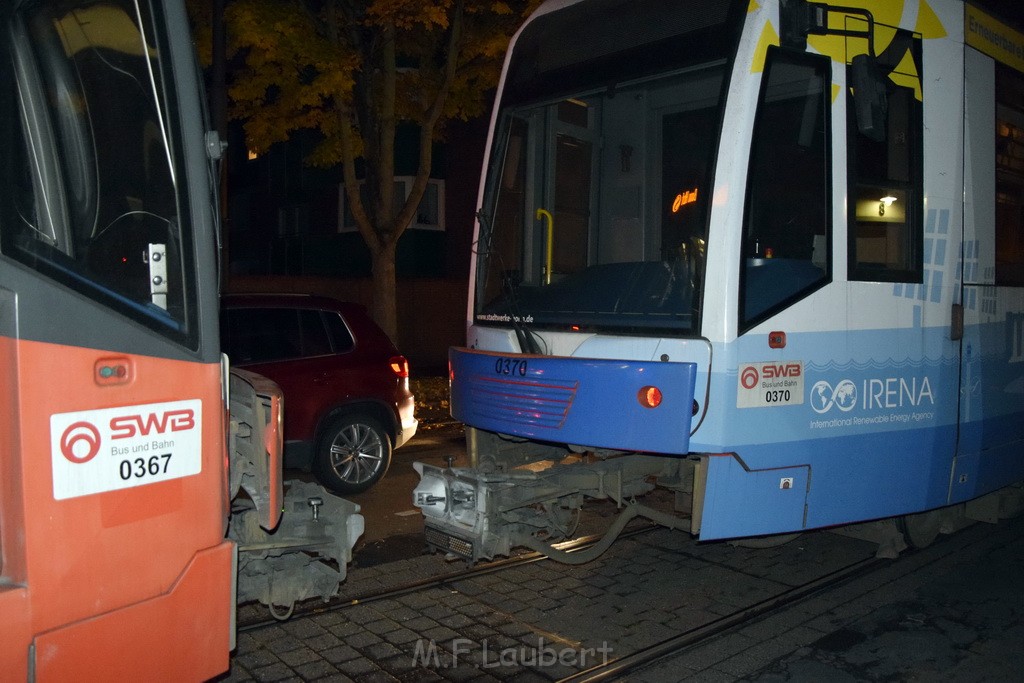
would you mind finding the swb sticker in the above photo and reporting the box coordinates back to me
[737,362,804,408]
[51,399,202,500]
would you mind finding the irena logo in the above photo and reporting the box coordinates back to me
[60,421,101,463]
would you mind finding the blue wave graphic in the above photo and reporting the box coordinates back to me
[805,356,957,373]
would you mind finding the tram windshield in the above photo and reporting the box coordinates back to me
[474,0,744,335]
[2,0,194,340]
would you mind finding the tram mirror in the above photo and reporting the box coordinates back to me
[779,0,828,51]
[851,54,888,143]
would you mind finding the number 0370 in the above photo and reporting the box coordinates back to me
[495,358,528,376]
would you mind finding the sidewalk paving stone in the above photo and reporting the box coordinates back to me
[232,512,1023,682]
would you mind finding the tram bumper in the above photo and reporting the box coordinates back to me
[448,347,698,455]
[416,348,699,562]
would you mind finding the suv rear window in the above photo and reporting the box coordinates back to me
[222,307,352,363]
[323,311,355,353]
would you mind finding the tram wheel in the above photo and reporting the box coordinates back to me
[897,509,944,549]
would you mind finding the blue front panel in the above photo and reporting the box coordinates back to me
[450,347,697,454]
[698,424,957,539]
[701,455,811,537]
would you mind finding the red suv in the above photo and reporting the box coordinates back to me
[221,293,417,494]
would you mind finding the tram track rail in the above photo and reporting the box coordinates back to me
[237,522,662,633]
[557,552,886,682]
[558,522,992,682]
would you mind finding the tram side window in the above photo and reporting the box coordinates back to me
[995,64,1024,286]
[848,35,923,283]
[740,48,831,330]
[0,0,193,341]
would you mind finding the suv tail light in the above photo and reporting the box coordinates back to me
[389,356,410,378]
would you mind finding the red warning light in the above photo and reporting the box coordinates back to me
[768,331,787,349]
[638,386,662,408]
[94,357,132,385]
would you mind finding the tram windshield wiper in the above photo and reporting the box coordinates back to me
[477,209,544,355]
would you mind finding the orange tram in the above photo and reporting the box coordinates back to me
[0,0,362,679]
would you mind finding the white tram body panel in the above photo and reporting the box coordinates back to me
[415,0,1024,557]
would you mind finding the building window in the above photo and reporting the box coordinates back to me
[337,177,445,232]
[995,64,1024,286]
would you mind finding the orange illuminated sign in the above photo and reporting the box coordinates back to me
[672,188,698,212]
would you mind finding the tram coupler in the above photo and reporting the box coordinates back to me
[230,480,364,618]
[413,453,682,563]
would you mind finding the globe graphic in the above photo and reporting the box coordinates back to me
[811,382,831,412]
[834,380,858,411]
[811,379,858,413]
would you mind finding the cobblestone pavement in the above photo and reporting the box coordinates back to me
[632,514,1024,682]
[221,506,1023,682]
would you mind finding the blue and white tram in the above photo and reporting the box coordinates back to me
[413,0,1024,560]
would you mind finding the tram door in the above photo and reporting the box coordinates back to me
[538,100,596,283]
[954,44,1024,502]
[0,1,232,679]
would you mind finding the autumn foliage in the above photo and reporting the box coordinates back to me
[189,0,538,338]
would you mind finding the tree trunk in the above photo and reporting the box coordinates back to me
[329,4,465,344]
[370,244,399,342]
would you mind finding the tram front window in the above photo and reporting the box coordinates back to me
[2,0,194,342]
[476,64,726,334]
[472,0,741,336]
